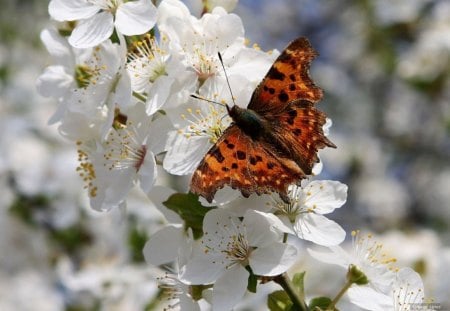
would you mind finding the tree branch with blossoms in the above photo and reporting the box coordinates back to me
[37,0,433,310]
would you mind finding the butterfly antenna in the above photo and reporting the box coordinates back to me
[218,52,236,108]
[190,94,227,107]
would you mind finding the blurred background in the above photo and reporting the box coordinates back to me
[0,0,449,310]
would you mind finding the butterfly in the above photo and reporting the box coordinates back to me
[190,37,335,203]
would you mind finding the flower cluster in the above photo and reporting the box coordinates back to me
[37,0,432,310]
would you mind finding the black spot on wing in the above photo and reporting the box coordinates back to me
[268,67,286,81]
[236,150,246,160]
[211,148,225,163]
[278,91,289,102]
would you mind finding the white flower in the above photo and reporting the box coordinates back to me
[49,0,157,48]
[180,208,297,311]
[126,35,194,115]
[308,230,397,309]
[158,3,273,89]
[36,28,76,99]
[76,103,171,211]
[36,29,131,139]
[269,180,347,246]
[347,267,428,311]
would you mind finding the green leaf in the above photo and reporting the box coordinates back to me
[246,266,257,293]
[267,290,293,311]
[163,192,214,239]
[292,271,306,298]
[128,222,148,263]
[309,296,334,311]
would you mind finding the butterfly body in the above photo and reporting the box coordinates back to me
[227,105,268,140]
[191,37,335,203]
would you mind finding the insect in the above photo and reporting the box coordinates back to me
[190,37,335,203]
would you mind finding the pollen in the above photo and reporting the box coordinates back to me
[127,34,168,90]
[76,142,98,198]
[103,122,148,172]
[179,103,230,144]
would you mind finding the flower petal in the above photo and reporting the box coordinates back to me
[69,12,114,48]
[163,132,211,175]
[40,28,73,67]
[143,224,184,265]
[307,246,351,268]
[36,66,73,98]
[250,243,298,276]
[146,186,181,223]
[294,213,345,246]
[115,0,157,35]
[145,76,175,115]
[179,293,201,311]
[244,210,291,248]
[146,116,173,155]
[179,252,224,285]
[49,0,99,21]
[138,151,157,193]
[212,265,249,311]
[347,286,393,311]
[303,180,348,214]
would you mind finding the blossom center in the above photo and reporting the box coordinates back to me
[74,47,108,89]
[352,231,397,268]
[203,218,252,268]
[127,35,169,86]
[104,122,147,172]
[179,104,230,144]
[182,37,221,84]
[271,186,311,222]
[223,233,251,264]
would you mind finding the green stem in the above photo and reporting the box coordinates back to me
[327,279,352,310]
[273,273,308,311]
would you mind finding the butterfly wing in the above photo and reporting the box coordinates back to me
[190,125,305,203]
[271,99,336,175]
[248,37,322,113]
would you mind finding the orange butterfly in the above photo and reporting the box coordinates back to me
[190,37,335,203]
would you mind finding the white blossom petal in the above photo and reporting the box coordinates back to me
[244,210,291,248]
[294,213,345,246]
[115,0,157,35]
[347,286,393,311]
[179,252,224,285]
[307,246,351,268]
[40,28,73,67]
[138,151,157,193]
[69,11,114,48]
[163,133,211,175]
[303,180,348,214]
[49,0,99,21]
[146,186,181,223]
[179,294,201,311]
[112,70,132,110]
[212,265,249,311]
[36,66,73,98]
[157,0,191,29]
[143,224,184,265]
[146,115,173,155]
[249,243,298,276]
[145,76,175,115]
